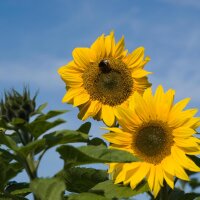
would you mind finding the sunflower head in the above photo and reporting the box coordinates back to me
[103,85,200,197]
[58,32,151,126]
[0,88,36,123]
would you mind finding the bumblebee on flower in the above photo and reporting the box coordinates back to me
[58,32,151,126]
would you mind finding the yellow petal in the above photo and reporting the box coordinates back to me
[129,162,150,189]
[91,34,106,59]
[133,92,150,122]
[73,92,90,106]
[72,48,90,68]
[114,35,125,58]
[124,47,144,67]
[132,69,152,78]
[62,87,85,103]
[171,146,200,172]
[174,137,199,148]
[183,117,200,129]
[147,164,155,191]
[153,168,162,198]
[143,87,156,120]
[171,98,191,113]
[156,165,164,187]
[58,64,83,87]
[103,131,132,145]
[102,105,115,126]
[172,127,196,137]
[105,33,113,57]
[114,107,141,132]
[161,156,174,175]
[163,171,174,189]
[78,101,101,121]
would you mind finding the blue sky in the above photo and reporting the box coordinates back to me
[1,0,200,198]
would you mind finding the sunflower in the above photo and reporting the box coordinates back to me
[103,85,200,197]
[58,32,151,126]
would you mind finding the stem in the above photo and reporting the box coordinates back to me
[159,182,168,200]
[35,148,49,171]
[16,130,27,146]
[24,153,39,200]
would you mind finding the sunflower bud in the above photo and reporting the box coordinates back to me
[0,88,37,123]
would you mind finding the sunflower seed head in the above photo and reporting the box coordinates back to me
[0,87,37,122]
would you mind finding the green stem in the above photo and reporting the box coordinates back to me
[35,148,49,171]
[24,153,39,200]
[160,182,168,200]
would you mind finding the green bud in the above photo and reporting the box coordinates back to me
[0,87,37,123]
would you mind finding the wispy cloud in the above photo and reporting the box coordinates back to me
[0,56,67,91]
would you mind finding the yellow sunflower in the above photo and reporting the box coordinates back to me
[58,32,151,126]
[103,85,200,197]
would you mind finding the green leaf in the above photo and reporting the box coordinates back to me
[30,178,65,200]
[11,118,26,126]
[18,130,89,156]
[87,137,107,146]
[26,118,65,138]
[0,133,18,151]
[77,122,91,134]
[67,193,110,200]
[178,193,200,200]
[4,182,30,196]
[0,120,8,129]
[57,145,139,166]
[168,188,184,200]
[0,162,23,190]
[188,178,200,190]
[189,156,200,167]
[31,103,48,115]
[91,180,148,199]
[58,167,108,193]
[44,129,89,147]
[0,149,18,162]
[34,110,68,121]
[17,139,46,156]
[0,194,28,200]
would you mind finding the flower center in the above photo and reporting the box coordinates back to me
[133,121,173,164]
[82,58,133,106]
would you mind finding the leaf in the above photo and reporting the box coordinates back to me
[44,130,89,147]
[0,162,23,190]
[168,188,184,200]
[0,194,28,200]
[77,122,91,134]
[30,178,65,200]
[26,118,65,138]
[34,110,68,121]
[87,137,107,146]
[18,130,89,156]
[17,139,46,156]
[0,149,18,162]
[57,145,139,166]
[58,167,108,193]
[0,133,18,151]
[91,180,148,199]
[67,193,110,200]
[31,103,48,115]
[178,193,200,200]
[189,156,200,167]
[11,118,26,126]
[4,182,30,196]
[188,178,200,190]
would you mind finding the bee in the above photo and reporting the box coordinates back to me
[98,59,111,73]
